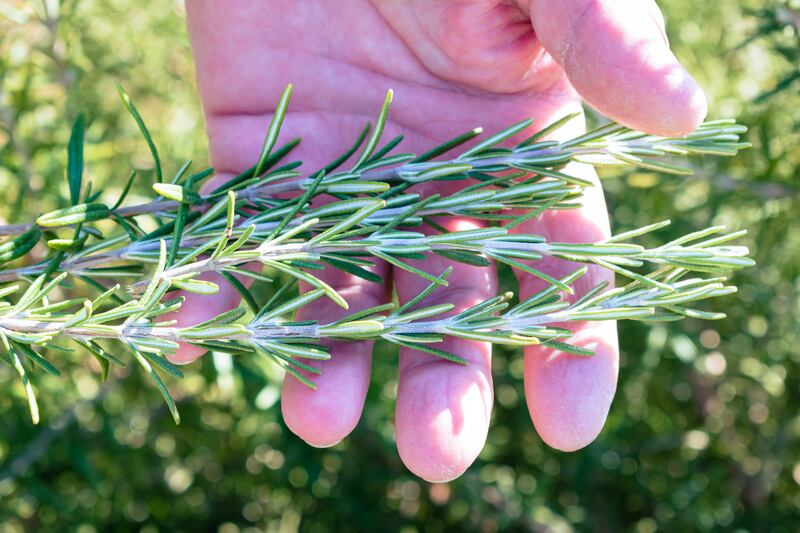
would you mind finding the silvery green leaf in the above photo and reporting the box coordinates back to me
[115,82,162,182]
[132,349,180,424]
[3,335,39,424]
[252,84,293,178]
[153,183,202,205]
[256,340,330,360]
[0,227,41,263]
[36,203,110,227]
[392,303,454,324]
[353,90,393,168]
[179,324,249,340]
[171,278,219,295]
[317,320,385,338]
[459,119,532,158]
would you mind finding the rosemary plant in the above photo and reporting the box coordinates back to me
[0,84,753,424]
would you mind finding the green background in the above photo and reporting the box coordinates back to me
[0,0,798,531]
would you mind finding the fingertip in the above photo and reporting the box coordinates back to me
[524,324,618,452]
[575,37,708,137]
[624,58,708,137]
[169,343,208,365]
[532,0,709,136]
[662,70,708,136]
[281,389,352,448]
[281,341,373,448]
[396,348,492,483]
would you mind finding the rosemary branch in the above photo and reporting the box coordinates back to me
[0,84,754,425]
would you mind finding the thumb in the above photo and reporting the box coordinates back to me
[529,0,707,136]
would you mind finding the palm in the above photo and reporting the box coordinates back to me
[182,0,706,482]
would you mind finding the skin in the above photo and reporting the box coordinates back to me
[175,0,707,482]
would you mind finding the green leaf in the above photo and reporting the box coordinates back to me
[321,255,382,283]
[171,278,220,295]
[394,267,453,315]
[561,121,626,148]
[354,90,393,168]
[322,181,391,194]
[309,199,386,244]
[0,227,41,263]
[179,324,249,340]
[13,272,68,313]
[115,82,162,182]
[75,339,126,368]
[209,138,301,195]
[132,349,180,424]
[278,361,318,389]
[413,127,483,162]
[606,220,672,243]
[36,203,110,227]
[263,260,348,308]
[257,289,325,322]
[408,162,473,183]
[94,354,111,381]
[46,235,88,252]
[433,249,492,267]
[257,340,330,360]
[0,285,20,299]
[519,112,581,146]
[330,303,395,325]
[372,249,448,287]
[488,253,574,294]
[77,275,126,305]
[393,303,454,323]
[253,83,293,179]
[321,122,370,173]
[128,336,181,355]
[187,307,247,329]
[153,183,202,205]
[608,150,693,175]
[140,240,168,304]
[459,119,532,158]
[67,113,85,205]
[209,191,238,260]
[542,340,595,356]
[3,335,40,424]
[141,352,184,378]
[221,224,256,256]
[265,172,327,242]
[13,342,61,376]
[389,338,467,365]
[169,203,188,266]
[366,138,407,167]
[220,271,259,314]
[317,320,385,338]
[169,159,193,184]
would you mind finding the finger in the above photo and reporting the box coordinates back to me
[529,0,707,136]
[507,162,619,452]
[166,100,390,364]
[194,105,399,446]
[281,263,390,447]
[394,216,498,483]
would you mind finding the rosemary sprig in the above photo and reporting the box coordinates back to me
[0,89,746,239]
[0,85,754,424]
[0,257,739,423]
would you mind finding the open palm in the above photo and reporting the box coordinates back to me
[177,0,707,482]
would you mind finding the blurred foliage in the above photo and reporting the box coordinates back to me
[0,0,798,531]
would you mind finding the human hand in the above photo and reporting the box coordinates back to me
[178,0,706,482]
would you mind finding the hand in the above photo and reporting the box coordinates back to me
[177,0,706,482]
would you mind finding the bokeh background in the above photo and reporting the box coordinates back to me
[0,0,798,531]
